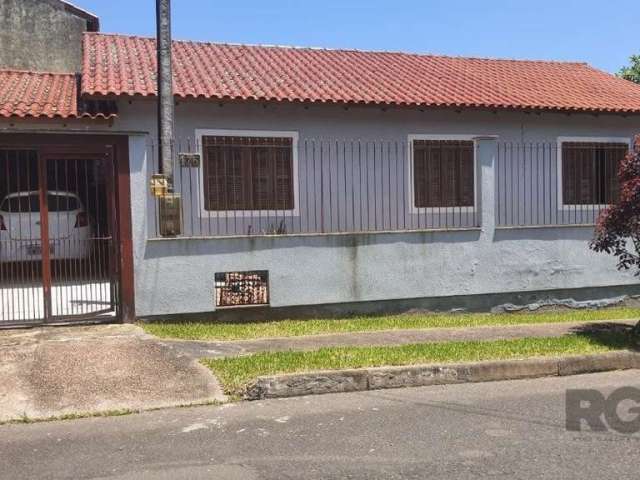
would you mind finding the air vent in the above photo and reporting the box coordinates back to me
[215,271,269,308]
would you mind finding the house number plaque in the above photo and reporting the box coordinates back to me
[179,152,201,168]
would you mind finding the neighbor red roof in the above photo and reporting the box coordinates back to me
[82,32,640,114]
[0,69,117,119]
[0,70,79,118]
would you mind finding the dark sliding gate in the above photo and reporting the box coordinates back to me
[0,147,120,326]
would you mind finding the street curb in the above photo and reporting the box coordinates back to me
[245,351,640,400]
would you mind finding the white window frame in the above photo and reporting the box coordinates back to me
[556,136,631,210]
[195,129,300,217]
[407,134,480,214]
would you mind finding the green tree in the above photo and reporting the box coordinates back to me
[618,55,640,84]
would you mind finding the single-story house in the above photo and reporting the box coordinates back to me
[1,0,640,326]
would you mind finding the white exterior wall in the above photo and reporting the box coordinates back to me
[2,100,639,316]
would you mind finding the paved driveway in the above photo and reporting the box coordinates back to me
[0,324,225,422]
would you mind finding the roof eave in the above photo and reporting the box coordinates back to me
[81,91,640,116]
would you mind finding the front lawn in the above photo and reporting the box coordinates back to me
[142,307,640,341]
[203,331,635,396]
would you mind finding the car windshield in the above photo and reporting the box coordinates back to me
[0,194,80,213]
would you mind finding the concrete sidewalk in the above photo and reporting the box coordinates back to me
[160,319,638,359]
[0,325,226,423]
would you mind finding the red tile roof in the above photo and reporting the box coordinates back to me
[0,70,79,118]
[82,32,640,114]
[0,69,117,119]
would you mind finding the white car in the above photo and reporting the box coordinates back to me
[0,191,92,263]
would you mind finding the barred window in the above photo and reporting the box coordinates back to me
[203,135,294,211]
[413,140,475,208]
[562,142,627,205]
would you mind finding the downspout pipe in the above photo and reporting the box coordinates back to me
[156,0,175,187]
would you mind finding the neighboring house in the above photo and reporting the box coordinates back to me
[1,1,640,326]
[0,0,98,73]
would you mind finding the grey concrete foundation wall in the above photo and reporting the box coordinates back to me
[2,100,640,316]
[142,284,640,323]
[134,221,638,316]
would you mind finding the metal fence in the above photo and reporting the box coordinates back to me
[1,151,117,325]
[147,138,627,238]
[149,138,480,238]
[496,142,626,227]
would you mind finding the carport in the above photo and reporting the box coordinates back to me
[0,134,134,326]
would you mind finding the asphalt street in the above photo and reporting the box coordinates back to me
[2,370,639,479]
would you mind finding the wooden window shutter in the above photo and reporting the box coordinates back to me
[273,146,293,210]
[441,144,457,207]
[413,140,474,208]
[251,146,273,210]
[604,148,617,204]
[203,145,219,210]
[562,144,579,204]
[562,142,627,205]
[225,147,245,210]
[413,144,427,207]
[426,144,439,206]
[605,144,627,203]
[203,135,294,211]
[577,147,595,204]
[459,145,475,206]
[203,144,237,211]
[427,144,443,207]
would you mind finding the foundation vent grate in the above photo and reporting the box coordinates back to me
[215,271,269,307]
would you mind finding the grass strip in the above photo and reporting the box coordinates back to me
[143,307,640,341]
[203,331,635,396]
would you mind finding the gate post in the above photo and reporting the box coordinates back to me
[37,156,52,321]
[474,136,498,240]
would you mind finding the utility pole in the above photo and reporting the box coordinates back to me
[156,0,174,187]
[152,0,181,237]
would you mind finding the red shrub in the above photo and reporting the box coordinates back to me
[591,136,640,274]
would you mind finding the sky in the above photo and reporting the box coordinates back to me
[76,0,636,74]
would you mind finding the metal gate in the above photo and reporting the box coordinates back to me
[0,148,119,326]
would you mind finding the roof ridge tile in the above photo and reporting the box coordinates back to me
[83,32,589,66]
